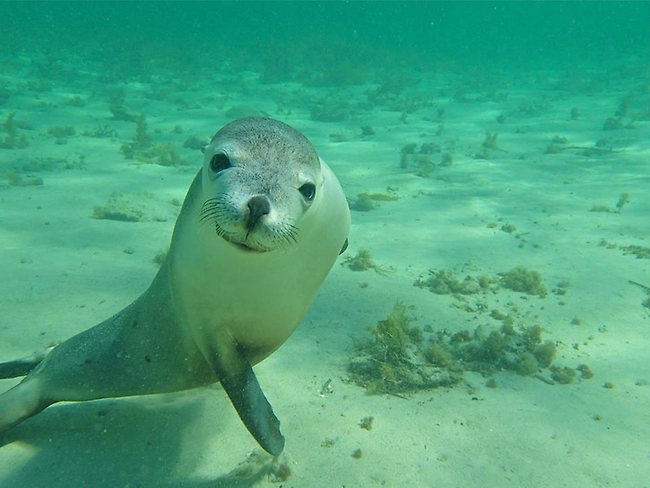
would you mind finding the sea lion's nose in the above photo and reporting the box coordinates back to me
[246,195,271,230]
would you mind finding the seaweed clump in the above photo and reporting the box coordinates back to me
[3,171,43,187]
[620,245,650,260]
[499,266,547,297]
[550,366,576,384]
[615,193,630,214]
[415,267,551,298]
[120,114,185,166]
[474,131,501,159]
[415,269,480,295]
[399,142,450,177]
[349,191,398,212]
[589,193,630,214]
[47,125,76,144]
[348,303,577,395]
[343,248,388,275]
[452,324,556,376]
[0,112,29,149]
[348,303,463,394]
[92,192,171,223]
[120,113,152,160]
[309,94,351,122]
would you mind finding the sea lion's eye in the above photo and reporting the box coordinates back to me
[210,153,231,173]
[298,183,316,201]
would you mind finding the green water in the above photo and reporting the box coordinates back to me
[1,2,649,487]
[2,2,649,76]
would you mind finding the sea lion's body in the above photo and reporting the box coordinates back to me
[0,118,350,455]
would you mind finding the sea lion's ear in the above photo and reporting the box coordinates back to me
[339,238,349,255]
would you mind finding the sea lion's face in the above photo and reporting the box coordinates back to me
[199,118,322,253]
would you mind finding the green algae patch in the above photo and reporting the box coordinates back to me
[534,340,557,368]
[416,267,548,298]
[120,114,187,167]
[343,248,389,275]
[550,366,576,384]
[600,240,650,261]
[348,303,463,394]
[349,193,376,212]
[399,141,451,177]
[414,270,482,295]
[0,112,30,149]
[621,245,650,260]
[517,352,539,376]
[349,191,399,212]
[577,364,594,379]
[499,266,547,297]
[93,192,174,223]
[360,192,399,202]
[349,303,576,395]
[3,171,43,187]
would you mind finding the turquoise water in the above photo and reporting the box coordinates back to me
[2,2,649,75]
[1,2,649,487]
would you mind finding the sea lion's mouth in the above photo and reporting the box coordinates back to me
[199,199,295,253]
[221,233,271,253]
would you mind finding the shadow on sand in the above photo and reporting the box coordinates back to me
[0,390,278,487]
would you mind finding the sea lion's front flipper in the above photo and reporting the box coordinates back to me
[339,237,349,255]
[204,340,285,456]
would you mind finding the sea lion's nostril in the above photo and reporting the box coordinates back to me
[246,195,271,230]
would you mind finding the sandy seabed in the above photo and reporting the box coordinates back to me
[1,56,649,487]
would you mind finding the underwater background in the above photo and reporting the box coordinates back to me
[1,2,649,487]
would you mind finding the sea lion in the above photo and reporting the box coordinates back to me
[0,117,350,456]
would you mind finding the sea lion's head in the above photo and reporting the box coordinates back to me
[199,117,323,253]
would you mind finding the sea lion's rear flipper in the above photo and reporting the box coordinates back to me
[0,350,51,379]
[0,378,51,433]
[204,340,285,456]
